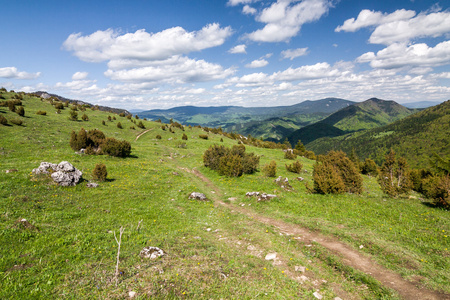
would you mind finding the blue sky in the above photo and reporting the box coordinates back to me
[1,0,449,110]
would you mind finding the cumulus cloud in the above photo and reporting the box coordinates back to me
[63,24,232,63]
[243,5,257,15]
[0,67,41,79]
[245,59,269,68]
[104,56,235,84]
[357,41,450,69]
[72,71,88,80]
[227,0,257,6]
[281,47,309,60]
[247,0,332,42]
[336,9,450,45]
[229,44,247,54]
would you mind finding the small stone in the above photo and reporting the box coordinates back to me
[139,247,164,259]
[206,228,212,232]
[298,275,309,282]
[228,197,238,201]
[86,182,99,188]
[129,291,137,298]
[5,169,18,173]
[334,297,343,300]
[189,192,207,201]
[313,291,323,299]
[295,266,306,272]
[359,245,364,249]
[265,253,277,260]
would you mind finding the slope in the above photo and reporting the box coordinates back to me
[287,98,414,146]
[307,100,450,168]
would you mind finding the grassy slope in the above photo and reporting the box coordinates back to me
[0,92,448,299]
[307,100,450,168]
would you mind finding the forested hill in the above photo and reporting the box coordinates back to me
[287,98,414,146]
[307,100,450,168]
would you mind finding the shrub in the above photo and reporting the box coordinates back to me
[284,150,297,160]
[101,138,131,157]
[361,158,378,176]
[16,106,25,116]
[199,134,208,140]
[108,116,112,122]
[56,109,61,114]
[130,126,135,130]
[9,117,23,126]
[126,115,132,119]
[102,120,106,126]
[71,105,78,111]
[69,110,78,121]
[137,121,145,129]
[182,133,188,140]
[312,162,346,194]
[7,101,16,112]
[36,110,47,115]
[135,115,139,119]
[262,160,277,177]
[203,144,259,177]
[119,112,125,117]
[0,115,8,125]
[155,134,162,139]
[81,113,89,121]
[286,160,303,173]
[92,163,107,182]
[161,125,166,131]
[220,138,223,142]
[312,151,363,194]
[117,122,123,129]
[377,150,412,197]
[113,116,116,120]
[54,102,64,110]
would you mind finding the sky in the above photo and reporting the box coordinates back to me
[1,0,450,110]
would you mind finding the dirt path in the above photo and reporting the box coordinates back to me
[186,168,449,300]
[135,129,153,141]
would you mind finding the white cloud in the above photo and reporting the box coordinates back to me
[63,24,232,63]
[229,44,247,54]
[72,71,88,80]
[245,59,269,68]
[336,8,450,45]
[227,0,256,6]
[243,5,257,15]
[0,67,41,79]
[104,55,235,84]
[247,0,332,42]
[335,9,415,33]
[357,41,450,69]
[281,47,308,60]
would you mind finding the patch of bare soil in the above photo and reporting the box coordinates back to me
[187,168,449,300]
[135,129,153,141]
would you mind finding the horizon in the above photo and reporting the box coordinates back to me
[1,0,450,110]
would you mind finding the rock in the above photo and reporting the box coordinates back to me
[258,193,277,201]
[295,266,306,272]
[275,176,292,189]
[86,182,99,188]
[265,253,277,260]
[246,191,260,197]
[227,197,238,201]
[128,291,137,298]
[5,169,18,173]
[313,292,323,299]
[189,192,207,201]
[296,177,304,181]
[32,162,58,175]
[359,245,364,249]
[140,246,164,259]
[298,275,309,282]
[51,162,82,186]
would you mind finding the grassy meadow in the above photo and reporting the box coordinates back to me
[0,92,448,299]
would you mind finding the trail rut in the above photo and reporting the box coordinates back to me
[186,167,449,300]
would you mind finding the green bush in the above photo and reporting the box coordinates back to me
[161,125,166,131]
[182,133,188,140]
[137,121,145,129]
[7,101,16,112]
[262,160,277,177]
[199,134,208,140]
[36,110,47,115]
[0,115,8,125]
[81,114,89,121]
[284,150,297,160]
[102,120,106,126]
[54,102,64,110]
[156,134,162,139]
[377,150,412,197]
[117,122,123,129]
[101,138,131,158]
[9,117,23,126]
[312,151,363,194]
[286,160,303,173]
[203,145,259,177]
[16,106,25,116]
[69,110,78,121]
[92,164,107,182]
[361,158,378,176]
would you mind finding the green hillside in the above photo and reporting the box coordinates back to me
[307,100,450,168]
[287,98,414,146]
[0,91,448,299]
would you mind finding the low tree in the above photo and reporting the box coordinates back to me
[262,160,277,177]
[377,149,412,197]
[92,163,108,182]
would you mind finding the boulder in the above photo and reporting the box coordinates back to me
[32,162,58,175]
[189,192,207,201]
[33,161,82,186]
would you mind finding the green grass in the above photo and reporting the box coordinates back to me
[0,92,448,299]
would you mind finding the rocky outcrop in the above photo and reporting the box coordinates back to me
[32,161,82,186]
[189,192,207,201]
